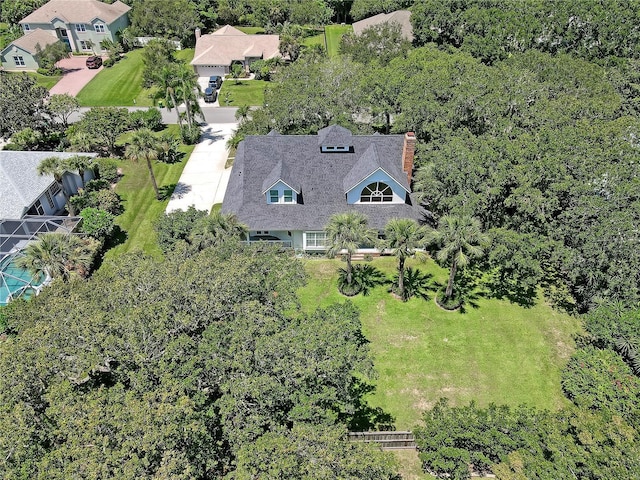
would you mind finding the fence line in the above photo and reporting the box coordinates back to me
[347,431,416,450]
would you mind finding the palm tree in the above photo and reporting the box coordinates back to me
[156,64,182,126]
[383,218,429,301]
[37,156,76,214]
[175,64,201,128]
[325,212,377,286]
[188,211,248,251]
[16,233,92,282]
[429,215,488,299]
[63,155,92,188]
[125,129,161,200]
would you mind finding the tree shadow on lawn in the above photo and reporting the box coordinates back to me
[92,225,127,271]
[455,267,487,313]
[347,379,396,431]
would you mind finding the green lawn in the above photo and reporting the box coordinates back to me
[324,24,352,57]
[175,48,194,63]
[219,80,267,106]
[298,257,581,430]
[76,48,154,107]
[27,71,62,90]
[104,125,194,259]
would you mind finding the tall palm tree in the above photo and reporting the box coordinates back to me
[188,211,248,251]
[63,155,92,188]
[175,64,201,129]
[325,211,377,286]
[37,156,76,214]
[156,64,182,126]
[16,233,92,282]
[429,215,488,299]
[383,218,429,301]
[125,129,161,200]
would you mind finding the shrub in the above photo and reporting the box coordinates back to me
[70,189,122,215]
[84,179,110,192]
[129,108,163,131]
[181,125,201,144]
[338,264,387,296]
[155,206,208,253]
[562,347,640,425]
[93,158,120,184]
[392,267,431,301]
[80,208,115,239]
[102,57,115,68]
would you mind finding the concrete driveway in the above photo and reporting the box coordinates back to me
[166,123,237,214]
[49,56,103,96]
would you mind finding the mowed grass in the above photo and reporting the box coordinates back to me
[298,257,581,430]
[324,24,352,57]
[76,48,153,107]
[219,80,267,106]
[26,71,62,90]
[104,125,194,259]
[175,48,194,63]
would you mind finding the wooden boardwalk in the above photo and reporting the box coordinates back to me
[347,431,416,450]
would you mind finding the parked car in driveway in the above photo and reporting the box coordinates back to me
[204,87,217,103]
[208,75,222,89]
[86,56,102,69]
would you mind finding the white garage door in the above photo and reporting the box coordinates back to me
[196,65,226,77]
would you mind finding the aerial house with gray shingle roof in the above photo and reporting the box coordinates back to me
[221,125,424,252]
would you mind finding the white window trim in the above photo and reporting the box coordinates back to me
[304,231,327,250]
[75,24,86,32]
[94,23,105,33]
[23,24,30,31]
[321,145,350,153]
[13,55,25,67]
[79,41,92,51]
[266,186,297,204]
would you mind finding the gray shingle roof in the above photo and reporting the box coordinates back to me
[262,160,299,194]
[222,128,424,231]
[342,143,409,193]
[317,124,353,145]
[0,151,95,219]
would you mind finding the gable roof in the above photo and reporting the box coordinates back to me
[352,10,413,42]
[317,124,353,145]
[262,160,300,194]
[20,0,130,25]
[343,144,409,193]
[3,28,58,55]
[191,25,281,66]
[222,127,423,231]
[0,151,95,219]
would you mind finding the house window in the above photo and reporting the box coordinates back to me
[80,41,92,51]
[33,200,45,215]
[44,191,55,209]
[283,189,293,203]
[269,189,279,203]
[321,145,351,153]
[23,24,30,31]
[305,231,327,249]
[94,23,105,33]
[13,56,25,66]
[50,182,61,196]
[75,24,86,32]
[360,182,393,202]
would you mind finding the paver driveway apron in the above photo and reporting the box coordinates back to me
[166,123,237,213]
[49,56,103,96]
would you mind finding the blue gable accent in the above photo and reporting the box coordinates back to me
[346,168,407,204]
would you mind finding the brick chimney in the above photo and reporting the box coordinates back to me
[195,27,201,41]
[402,132,416,184]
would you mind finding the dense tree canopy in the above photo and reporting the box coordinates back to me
[0,245,395,478]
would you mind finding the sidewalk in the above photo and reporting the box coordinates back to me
[165,123,237,214]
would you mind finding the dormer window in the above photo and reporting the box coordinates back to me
[75,24,86,32]
[267,185,297,204]
[23,24,31,31]
[95,23,105,33]
[321,145,351,153]
[360,182,393,202]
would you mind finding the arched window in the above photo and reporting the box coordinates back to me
[360,182,393,202]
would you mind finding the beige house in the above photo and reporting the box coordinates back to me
[352,10,413,42]
[1,0,130,70]
[191,25,281,78]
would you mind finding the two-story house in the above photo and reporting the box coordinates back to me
[221,125,424,252]
[1,0,130,71]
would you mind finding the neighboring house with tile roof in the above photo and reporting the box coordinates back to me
[1,0,130,70]
[353,10,413,42]
[191,25,281,78]
[0,151,95,219]
[222,125,423,252]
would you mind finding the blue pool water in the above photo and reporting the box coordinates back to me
[0,255,44,306]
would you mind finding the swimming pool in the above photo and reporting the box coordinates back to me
[0,254,45,306]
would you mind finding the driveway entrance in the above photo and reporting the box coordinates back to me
[49,56,103,96]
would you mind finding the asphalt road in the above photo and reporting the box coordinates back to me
[68,106,239,125]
